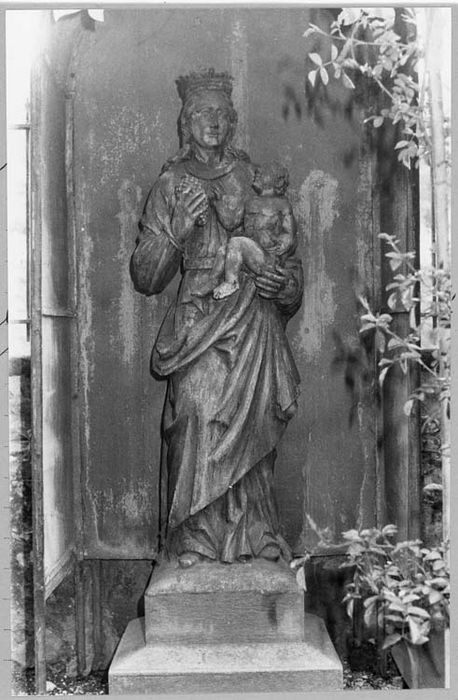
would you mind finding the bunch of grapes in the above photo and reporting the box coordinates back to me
[175,175,209,226]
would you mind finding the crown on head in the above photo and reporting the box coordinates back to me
[176,68,233,104]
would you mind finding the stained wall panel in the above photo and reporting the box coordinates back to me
[42,316,74,589]
[65,8,385,557]
[34,30,79,592]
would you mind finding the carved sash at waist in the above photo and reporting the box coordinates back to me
[182,257,216,270]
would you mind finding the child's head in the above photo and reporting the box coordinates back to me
[252,162,289,196]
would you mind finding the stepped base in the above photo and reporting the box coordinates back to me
[109,616,343,695]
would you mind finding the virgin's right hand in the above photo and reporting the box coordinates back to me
[172,189,208,239]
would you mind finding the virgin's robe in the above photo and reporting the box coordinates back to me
[130,153,303,561]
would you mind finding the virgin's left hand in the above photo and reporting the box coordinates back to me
[254,264,288,299]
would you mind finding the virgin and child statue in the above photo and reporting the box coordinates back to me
[130,68,304,569]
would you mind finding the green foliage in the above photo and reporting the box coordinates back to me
[303,12,451,657]
[304,8,431,169]
[341,526,449,648]
[304,10,451,405]
[358,233,451,421]
[305,10,451,516]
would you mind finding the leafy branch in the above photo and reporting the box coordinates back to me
[341,526,449,649]
[358,234,451,420]
[303,8,440,169]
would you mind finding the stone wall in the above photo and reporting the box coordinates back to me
[10,359,34,675]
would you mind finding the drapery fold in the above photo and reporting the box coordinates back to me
[157,273,300,529]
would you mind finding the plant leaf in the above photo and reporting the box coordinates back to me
[431,577,449,588]
[389,258,404,271]
[378,232,397,243]
[424,551,442,561]
[402,593,421,604]
[429,590,443,605]
[320,67,329,85]
[338,8,362,25]
[385,613,404,623]
[358,295,372,311]
[360,322,376,333]
[308,70,318,87]
[342,73,355,90]
[87,9,104,21]
[364,604,377,630]
[331,44,338,61]
[388,602,407,613]
[379,366,390,387]
[407,606,430,619]
[408,617,430,645]
[382,633,402,649]
[423,483,443,492]
[382,524,398,537]
[309,52,323,66]
[363,595,380,609]
[387,292,399,310]
[403,398,414,416]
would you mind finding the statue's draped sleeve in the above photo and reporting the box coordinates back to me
[275,253,304,324]
[130,173,182,295]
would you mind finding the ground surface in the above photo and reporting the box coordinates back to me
[343,645,404,691]
[13,643,404,694]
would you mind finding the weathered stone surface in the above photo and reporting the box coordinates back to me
[109,615,343,694]
[145,558,304,644]
[147,557,298,594]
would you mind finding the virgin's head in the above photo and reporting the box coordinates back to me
[179,89,237,150]
[176,69,237,151]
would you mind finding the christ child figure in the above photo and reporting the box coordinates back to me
[213,161,297,300]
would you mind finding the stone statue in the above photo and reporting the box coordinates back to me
[130,68,304,569]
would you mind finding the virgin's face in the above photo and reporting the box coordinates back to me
[188,91,232,149]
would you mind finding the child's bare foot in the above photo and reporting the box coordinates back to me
[178,552,201,568]
[259,544,281,561]
[213,280,239,300]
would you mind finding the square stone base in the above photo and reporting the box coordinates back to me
[145,558,304,645]
[109,615,343,695]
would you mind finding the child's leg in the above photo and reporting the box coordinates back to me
[213,237,266,299]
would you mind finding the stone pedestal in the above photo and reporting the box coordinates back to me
[109,559,343,695]
[145,558,304,645]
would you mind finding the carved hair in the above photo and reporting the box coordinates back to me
[255,162,290,196]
